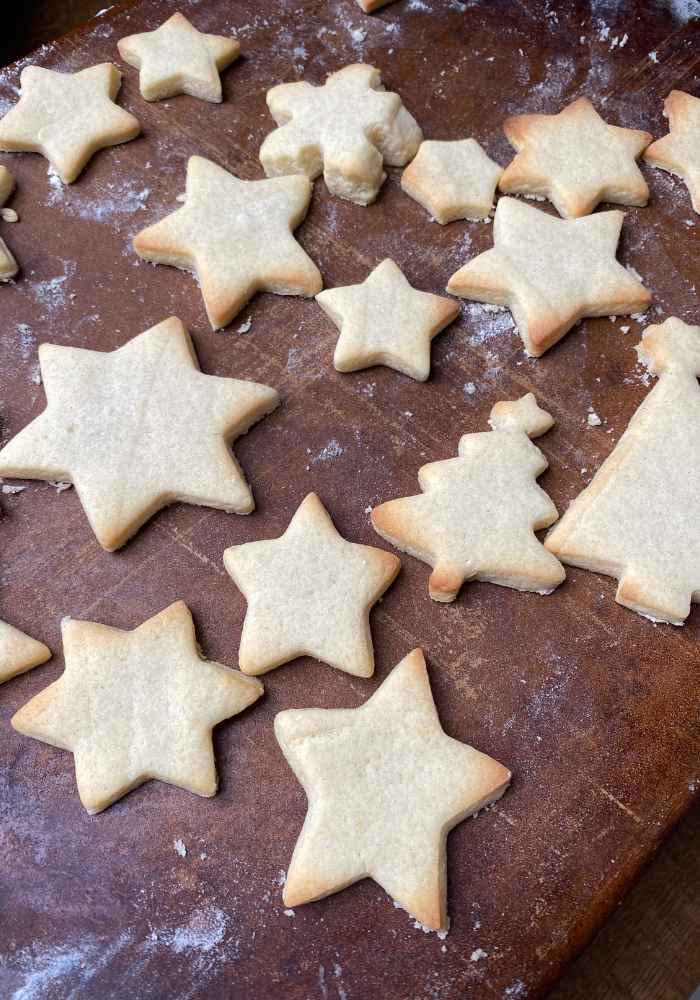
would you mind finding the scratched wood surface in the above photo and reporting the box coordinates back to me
[0,2,698,998]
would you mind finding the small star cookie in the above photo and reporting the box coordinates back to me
[12,601,263,814]
[0,317,279,551]
[0,620,50,684]
[0,64,140,183]
[276,648,511,931]
[499,97,652,217]
[357,0,397,9]
[0,166,18,281]
[133,156,322,329]
[401,139,503,223]
[644,91,700,214]
[259,63,422,206]
[315,259,459,381]
[224,492,400,677]
[447,197,651,356]
[118,12,241,103]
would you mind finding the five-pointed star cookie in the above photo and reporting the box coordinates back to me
[499,97,652,218]
[0,317,279,551]
[0,620,50,684]
[224,492,400,677]
[12,602,263,814]
[447,197,651,357]
[0,165,18,281]
[0,64,140,183]
[133,156,322,329]
[315,259,459,381]
[276,648,511,931]
[644,90,700,214]
[401,139,504,224]
[118,12,241,103]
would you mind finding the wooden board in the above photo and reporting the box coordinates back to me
[0,1,698,997]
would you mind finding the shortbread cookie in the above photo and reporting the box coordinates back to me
[118,12,240,103]
[357,0,398,10]
[401,139,503,224]
[0,620,50,684]
[0,317,279,551]
[644,91,700,214]
[499,97,651,217]
[133,156,322,329]
[447,197,651,357]
[0,64,140,183]
[276,648,511,932]
[259,64,422,206]
[224,492,400,677]
[0,166,18,281]
[12,602,263,814]
[315,259,459,381]
[372,394,565,602]
[546,317,700,625]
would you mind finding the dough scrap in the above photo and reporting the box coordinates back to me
[0,620,50,684]
[401,138,503,223]
[644,90,700,214]
[0,165,18,281]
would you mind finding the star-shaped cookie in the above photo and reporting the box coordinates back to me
[118,12,240,103]
[447,197,651,356]
[12,602,263,814]
[644,90,700,214]
[224,492,400,677]
[276,648,511,931]
[0,64,140,183]
[0,620,50,684]
[499,97,652,218]
[133,156,322,329]
[0,165,18,281]
[0,317,279,551]
[401,139,503,224]
[315,259,459,381]
[357,0,397,10]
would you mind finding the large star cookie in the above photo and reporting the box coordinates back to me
[118,12,240,103]
[224,492,400,677]
[0,620,50,684]
[499,97,652,218]
[276,648,511,931]
[447,197,651,357]
[0,64,140,183]
[0,166,18,281]
[644,91,700,214]
[259,63,422,206]
[12,602,263,814]
[315,258,459,381]
[401,139,503,224]
[134,156,322,329]
[0,317,279,551]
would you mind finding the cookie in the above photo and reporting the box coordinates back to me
[12,602,263,814]
[133,156,322,329]
[499,97,651,217]
[315,258,459,381]
[447,197,651,357]
[644,91,700,214]
[0,165,18,281]
[356,0,398,10]
[546,317,700,625]
[401,139,503,223]
[223,492,400,677]
[0,316,279,551]
[0,64,140,183]
[0,621,50,684]
[372,394,565,602]
[276,648,511,932]
[259,63,422,206]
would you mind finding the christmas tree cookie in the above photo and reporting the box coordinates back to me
[546,317,700,625]
[372,394,565,602]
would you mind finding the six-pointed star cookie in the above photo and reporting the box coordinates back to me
[0,165,18,281]
[499,97,652,218]
[0,317,279,551]
[224,492,400,677]
[401,139,504,224]
[12,602,263,814]
[316,259,459,381]
[0,64,140,183]
[447,197,651,356]
[133,156,322,329]
[276,648,511,931]
[644,90,700,214]
[0,620,50,684]
[118,12,241,103]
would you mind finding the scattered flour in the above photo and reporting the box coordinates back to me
[312,439,344,463]
[236,316,252,334]
[587,410,602,427]
[173,838,187,858]
[470,947,488,961]
[464,382,477,395]
[153,905,228,956]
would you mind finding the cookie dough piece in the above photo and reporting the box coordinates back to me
[12,602,263,814]
[644,91,700,214]
[401,139,503,223]
[0,64,140,183]
[0,621,50,684]
[0,166,18,281]
[259,63,422,206]
[276,648,511,932]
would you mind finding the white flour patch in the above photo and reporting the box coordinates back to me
[46,178,151,221]
[27,260,77,315]
[504,981,528,997]
[9,931,132,1000]
[466,303,514,346]
[668,0,700,20]
[15,323,35,360]
[312,439,344,463]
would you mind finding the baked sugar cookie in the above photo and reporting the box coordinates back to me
[644,91,700,214]
[357,0,398,10]
[0,166,18,281]
[276,648,511,932]
[401,139,503,223]
[0,621,50,684]
[12,602,263,814]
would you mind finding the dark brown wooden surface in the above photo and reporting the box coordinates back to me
[0,2,698,998]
